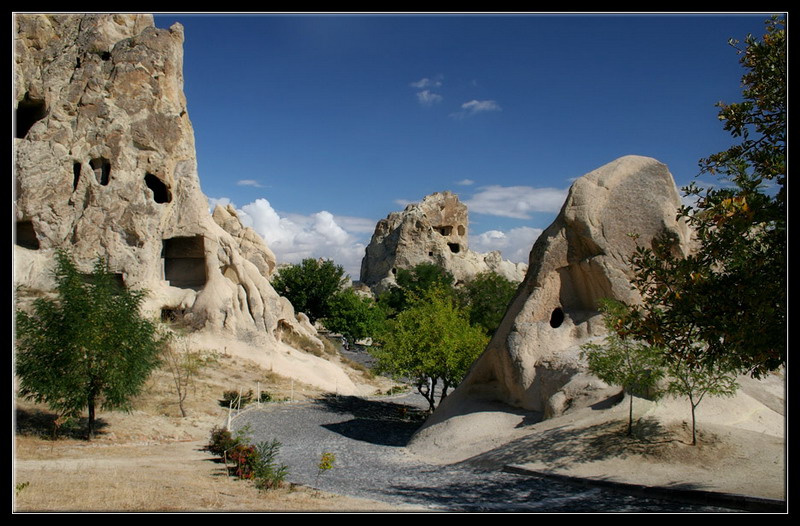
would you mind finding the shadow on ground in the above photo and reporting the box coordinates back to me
[314,394,428,447]
[15,406,109,440]
[461,417,681,473]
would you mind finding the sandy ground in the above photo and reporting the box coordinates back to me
[13,343,787,512]
[13,348,410,512]
[407,371,787,504]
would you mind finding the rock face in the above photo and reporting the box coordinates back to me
[13,14,359,395]
[360,191,527,290]
[411,156,692,444]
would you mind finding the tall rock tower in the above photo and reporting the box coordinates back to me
[13,14,359,395]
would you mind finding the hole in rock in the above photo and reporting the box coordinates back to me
[145,173,172,203]
[161,308,186,324]
[73,162,82,191]
[435,225,453,236]
[549,307,565,328]
[16,221,39,250]
[447,243,461,254]
[162,236,206,289]
[90,157,111,186]
[16,93,48,138]
[457,225,466,236]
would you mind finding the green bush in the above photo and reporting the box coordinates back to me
[218,389,254,408]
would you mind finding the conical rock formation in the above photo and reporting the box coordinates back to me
[409,155,692,451]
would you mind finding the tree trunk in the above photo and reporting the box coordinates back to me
[690,401,697,446]
[627,393,633,436]
[87,398,96,440]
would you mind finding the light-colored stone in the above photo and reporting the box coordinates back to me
[360,191,526,291]
[412,155,692,444]
[13,14,359,396]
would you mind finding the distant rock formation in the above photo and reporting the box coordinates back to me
[410,156,692,447]
[13,14,359,395]
[360,191,527,291]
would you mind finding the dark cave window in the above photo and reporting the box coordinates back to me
[162,236,206,289]
[16,221,39,250]
[73,162,82,191]
[15,93,48,139]
[145,173,172,204]
[90,157,111,186]
[447,243,460,254]
[549,307,565,329]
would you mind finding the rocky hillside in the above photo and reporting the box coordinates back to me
[13,13,365,396]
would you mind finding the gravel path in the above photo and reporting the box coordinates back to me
[231,391,734,513]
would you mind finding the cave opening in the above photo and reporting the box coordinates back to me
[16,221,39,250]
[162,236,206,289]
[549,307,565,328]
[447,243,461,254]
[145,173,172,203]
[90,157,111,186]
[15,93,48,139]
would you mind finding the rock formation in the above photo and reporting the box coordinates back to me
[360,191,527,291]
[13,13,359,395]
[410,156,693,448]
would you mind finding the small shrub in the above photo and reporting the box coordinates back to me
[251,439,289,491]
[205,425,240,457]
[229,443,259,479]
[219,389,253,408]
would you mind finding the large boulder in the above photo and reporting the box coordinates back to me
[13,14,359,395]
[360,191,527,291]
[410,156,693,448]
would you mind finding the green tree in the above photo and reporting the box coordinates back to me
[676,15,785,377]
[371,286,488,411]
[15,250,165,439]
[663,354,739,446]
[323,288,386,345]
[581,300,666,436]
[377,262,455,316]
[271,258,348,323]
[459,271,519,336]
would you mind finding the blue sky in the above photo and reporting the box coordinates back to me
[152,12,773,280]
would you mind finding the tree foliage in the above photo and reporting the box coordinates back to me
[271,258,348,323]
[458,271,519,336]
[371,285,489,411]
[377,263,456,316]
[15,250,165,438]
[581,300,666,436]
[323,288,386,344]
[619,16,786,379]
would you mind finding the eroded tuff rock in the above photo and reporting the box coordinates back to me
[360,191,527,290]
[411,156,692,447]
[13,14,358,395]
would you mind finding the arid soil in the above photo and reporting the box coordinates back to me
[13,346,786,512]
[13,349,409,512]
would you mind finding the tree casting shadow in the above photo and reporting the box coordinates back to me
[314,394,428,447]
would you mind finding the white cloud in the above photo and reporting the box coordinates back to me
[410,77,442,89]
[236,179,265,188]
[456,179,475,186]
[229,198,369,280]
[451,99,502,118]
[416,89,443,106]
[469,226,543,264]
[465,185,568,219]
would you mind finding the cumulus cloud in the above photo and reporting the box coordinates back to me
[416,89,443,106]
[410,77,442,89]
[226,198,369,280]
[451,99,502,119]
[470,226,542,264]
[465,185,568,219]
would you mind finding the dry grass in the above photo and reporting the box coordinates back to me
[13,346,406,512]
